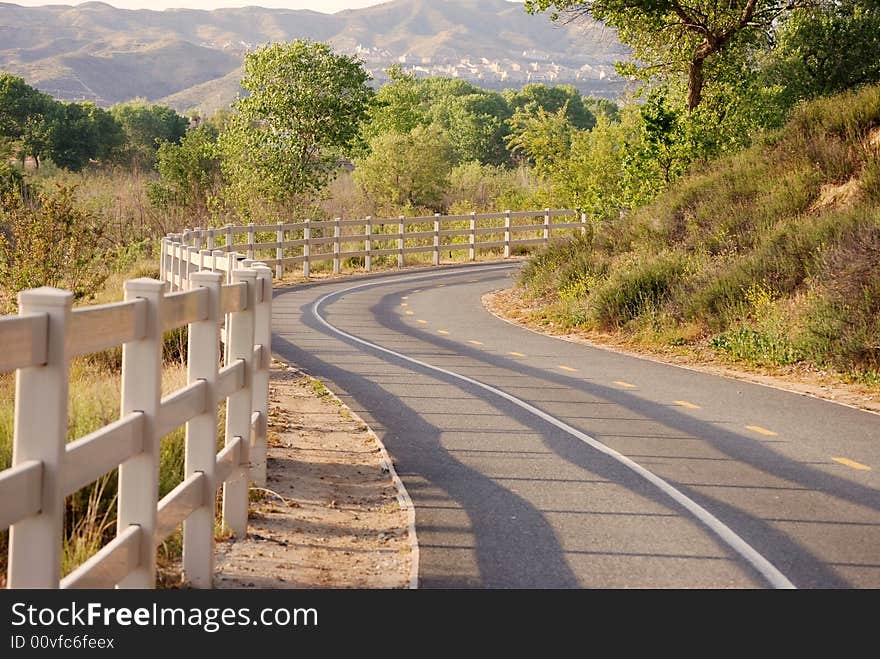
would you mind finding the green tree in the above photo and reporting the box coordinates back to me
[420,78,513,165]
[354,124,453,211]
[218,40,373,218]
[84,103,125,163]
[363,66,428,140]
[0,77,123,171]
[506,106,575,175]
[0,74,51,142]
[149,123,222,220]
[0,185,109,310]
[564,115,631,219]
[0,74,57,167]
[0,161,24,198]
[110,99,188,168]
[763,0,880,105]
[434,90,512,166]
[506,84,596,130]
[44,102,124,172]
[583,96,620,122]
[525,0,807,110]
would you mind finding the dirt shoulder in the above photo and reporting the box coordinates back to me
[484,288,880,415]
[214,359,415,589]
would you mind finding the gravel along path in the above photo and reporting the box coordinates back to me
[214,360,415,589]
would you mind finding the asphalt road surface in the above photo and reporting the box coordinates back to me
[272,262,880,588]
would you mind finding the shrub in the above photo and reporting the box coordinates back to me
[590,253,687,328]
[0,185,109,312]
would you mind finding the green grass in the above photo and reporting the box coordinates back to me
[308,377,331,399]
[517,83,880,380]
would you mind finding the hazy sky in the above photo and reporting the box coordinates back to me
[8,1,419,11]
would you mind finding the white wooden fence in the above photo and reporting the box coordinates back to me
[161,209,586,285]
[0,252,272,589]
[0,208,581,589]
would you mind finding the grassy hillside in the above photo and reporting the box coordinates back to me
[518,84,880,383]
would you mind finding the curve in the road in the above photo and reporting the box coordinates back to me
[310,266,796,589]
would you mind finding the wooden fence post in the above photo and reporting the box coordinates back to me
[365,216,373,272]
[247,223,255,260]
[433,214,441,266]
[193,228,202,251]
[222,269,256,538]
[183,271,222,588]
[544,208,551,245]
[223,253,238,365]
[117,278,165,588]
[187,246,199,285]
[398,216,405,268]
[504,210,512,258]
[206,227,215,252]
[276,222,284,280]
[303,219,311,278]
[212,249,225,274]
[333,217,341,275]
[225,223,233,253]
[159,238,167,287]
[581,211,588,235]
[250,265,273,488]
[7,288,72,588]
[226,252,237,284]
[469,212,477,262]
[175,242,184,292]
[182,244,192,290]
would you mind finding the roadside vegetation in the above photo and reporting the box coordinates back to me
[508,1,880,386]
[518,84,880,384]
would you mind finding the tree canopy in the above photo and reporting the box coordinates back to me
[0,74,128,171]
[525,0,809,110]
[218,40,373,217]
[763,0,880,105]
[110,100,188,168]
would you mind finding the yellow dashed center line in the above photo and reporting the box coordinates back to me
[745,425,778,437]
[413,289,421,293]
[468,340,484,346]
[832,457,871,471]
[405,310,414,316]
[401,303,408,307]
[614,381,637,389]
[674,400,701,410]
[401,296,409,300]
[417,320,428,325]
[438,330,450,335]
[558,365,578,373]
[508,352,526,357]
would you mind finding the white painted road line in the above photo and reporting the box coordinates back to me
[311,266,797,590]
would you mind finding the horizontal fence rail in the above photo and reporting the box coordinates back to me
[0,250,272,589]
[160,209,586,287]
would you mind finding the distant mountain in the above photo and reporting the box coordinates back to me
[0,0,629,114]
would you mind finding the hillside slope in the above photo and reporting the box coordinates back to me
[517,84,880,383]
[0,0,627,110]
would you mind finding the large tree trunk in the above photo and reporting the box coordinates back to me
[687,57,705,111]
